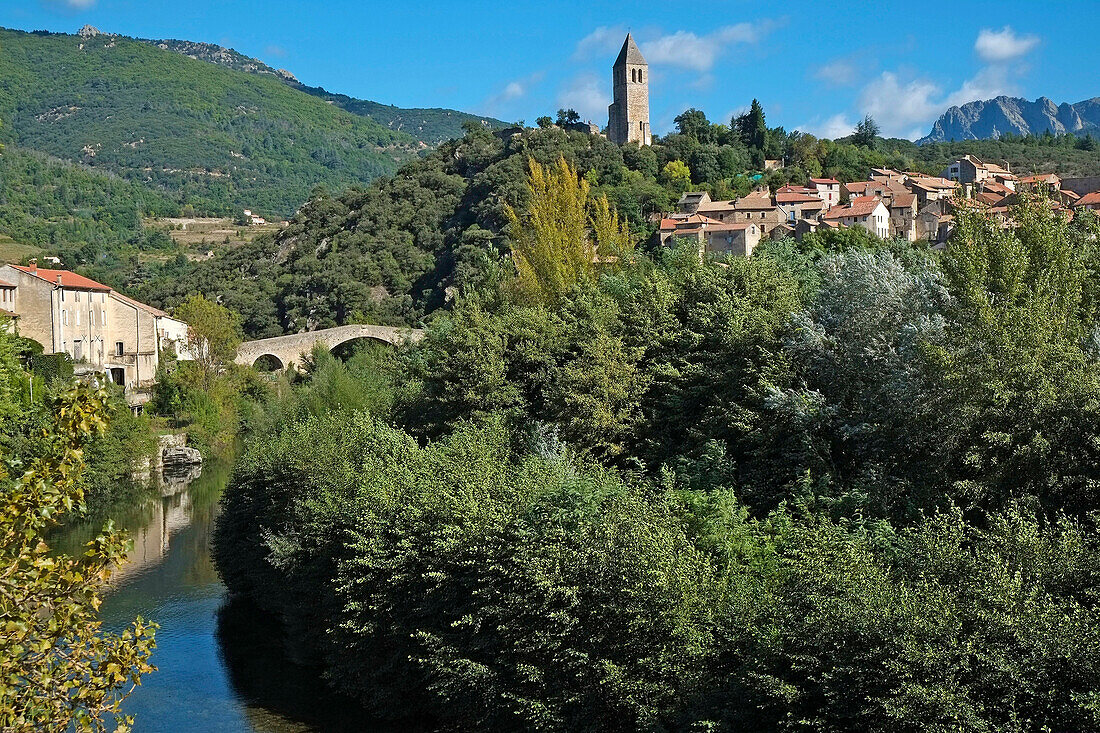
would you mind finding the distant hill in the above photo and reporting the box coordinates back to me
[0,26,424,217]
[152,38,507,146]
[919,96,1100,144]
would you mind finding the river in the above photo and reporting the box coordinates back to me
[53,456,376,732]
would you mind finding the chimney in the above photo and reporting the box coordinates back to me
[56,275,63,286]
[29,259,36,274]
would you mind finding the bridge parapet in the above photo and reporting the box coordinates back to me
[235,324,424,370]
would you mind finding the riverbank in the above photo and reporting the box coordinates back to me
[53,453,391,732]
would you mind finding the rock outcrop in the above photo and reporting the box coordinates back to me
[919,96,1100,144]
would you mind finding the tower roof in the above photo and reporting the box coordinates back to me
[614,33,647,67]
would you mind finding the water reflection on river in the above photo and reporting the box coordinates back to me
[54,457,375,732]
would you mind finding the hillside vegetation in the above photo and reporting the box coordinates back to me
[0,27,421,217]
[153,37,507,145]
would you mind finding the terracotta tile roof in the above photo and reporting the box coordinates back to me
[10,265,111,291]
[776,192,824,204]
[1061,189,1080,201]
[810,177,840,185]
[1072,191,1100,208]
[111,290,169,318]
[975,191,1006,206]
[776,184,814,195]
[0,279,14,288]
[824,196,883,220]
[889,192,916,208]
[734,192,776,210]
[1018,173,1060,185]
[981,181,1014,195]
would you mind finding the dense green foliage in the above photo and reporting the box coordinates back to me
[214,191,1100,730]
[0,336,156,731]
[0,27,419,218]
[151,37,507,146]
[135,110,1100,338]
[0,144,177,273]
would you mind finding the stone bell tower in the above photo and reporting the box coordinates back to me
[607,33,651,146]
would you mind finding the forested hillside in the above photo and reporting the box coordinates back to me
[152,38,508,145]
[134,108,1100,337]
[0,27,420,217]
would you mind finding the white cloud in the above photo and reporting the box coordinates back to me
[814,59,857,87]
[857,63,1021,139]
[797,113,856,139]
[482,72,545,116]
[975,26,1039,62]
[641,21,779,72]
[944,65,1015,107]
[859,72,942,137]
[572,25,628,61]
[557,72,611,123]
[265,45,287,59]
[41,0,96,8]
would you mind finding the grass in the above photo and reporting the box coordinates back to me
[0,235,43,264]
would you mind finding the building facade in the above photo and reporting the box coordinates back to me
[0,263,189,391]
[607,34,651,146]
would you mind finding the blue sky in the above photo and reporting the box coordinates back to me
[4,1,1096,140]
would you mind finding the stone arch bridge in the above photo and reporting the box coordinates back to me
[235,324,425,370]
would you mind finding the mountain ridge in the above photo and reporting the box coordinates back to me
[150,37,508,146]
[919,95,1100,144]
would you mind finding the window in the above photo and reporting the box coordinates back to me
[639,70,644,83]
[62,311,67,326]
[101,309,106,324]
[75,291,81,303]
[60,290,65,302]
[115,341,124,357]
[631,68,636,83]
[75,310,80,326]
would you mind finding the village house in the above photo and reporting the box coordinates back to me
[887,191,918,241]
[822,196,890,239]
[810,178,841,207]
[776,188,825,223]
[942,155,1016,189]
[658,215,761,257]
[1072,191,1100,212]
[0,263,190,393]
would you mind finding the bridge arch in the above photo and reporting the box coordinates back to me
[234,324,425,372]
[252,353,284,372]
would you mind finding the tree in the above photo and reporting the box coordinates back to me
[173,295,242,384]
[734,99,767,153]
[555,108,581,127]
[674,108,716,144]
[0,384,157,732]
[505,157,595,303]
[660,160,693,193]
[852,115,880,149]
[535,116,554,129]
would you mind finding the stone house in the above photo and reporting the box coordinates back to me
[658,215,761,257]
[810,178,841,207]
[776,190,825,223]
[887,192,917,241]
[676,191,712,214]
[728,191,785,233]
[0,263,189,391]
[942,155,1014,188]
[822,196,890,239]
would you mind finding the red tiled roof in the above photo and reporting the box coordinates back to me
[810,177,840,185]
[1073,191,1100,208]
[0,279,14,288]
[889,192,916,208]
[824,196,883,220]
[776,192,824,204]
[1018,173,1060,184]
[734,192,776,210]
[111,290,169,318]
[1061,189,1081,201]
[10,265,111,291]
[975,191,1006,206]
